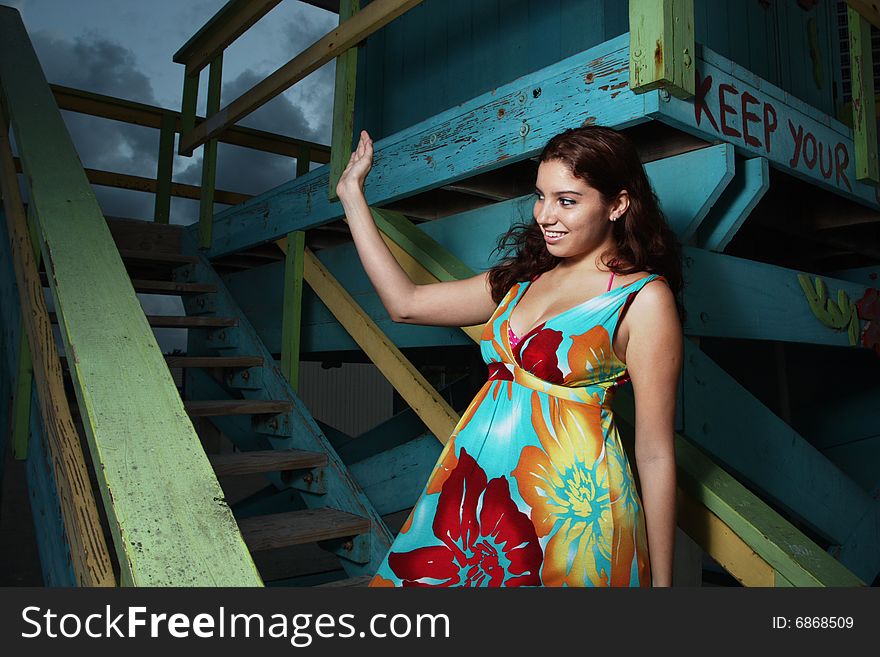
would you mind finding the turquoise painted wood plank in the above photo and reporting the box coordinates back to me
[348,433,440,516]
[642,143,734,240]
[682,340,874,557]
[652,44,880,211]
[24,386,77,586]
[203,33,656,257]
[695,156,770,252]
[837,501,880,584]
[827,264,880,287]
[682,248,869,346]
[177,241,394,574]
[0,6,261,586]
[796,386,880,452]
[822,436,880,493]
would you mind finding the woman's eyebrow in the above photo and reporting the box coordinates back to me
[535,187,584,196]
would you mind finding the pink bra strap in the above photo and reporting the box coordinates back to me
[606,270,614,292]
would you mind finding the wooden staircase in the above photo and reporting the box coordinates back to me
[48,217,389,586]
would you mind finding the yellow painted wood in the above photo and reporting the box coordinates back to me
[181,0,426,153]
[199,53,223,249]
[0,118,115,586]
[847,6,879,182]
[629,0,695,98]
[301,248,460,444]
[281,230,305,390]
[676,487,775,587]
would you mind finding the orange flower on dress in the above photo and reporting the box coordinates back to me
[512,392,616,586]
[565,325,620,389]
[368,574,395,587]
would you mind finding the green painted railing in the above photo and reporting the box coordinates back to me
[0,5,262,586]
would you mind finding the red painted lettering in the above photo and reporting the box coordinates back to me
[803,132,817,168]
[694,72,718,131]
[835,142,851,190]
[718,84,741,138]
[740,91,761,148]
[763,103,777,154]
[818,141,833,179]
[788,119,803,167]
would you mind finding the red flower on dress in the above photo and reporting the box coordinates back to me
[386,448,543,587]
[514,324,564,383]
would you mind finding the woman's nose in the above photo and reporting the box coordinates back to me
[535,202,555,225]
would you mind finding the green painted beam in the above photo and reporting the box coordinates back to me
[629,0,695,98]
[0,6,261,586]
[153,111,175,224]
[179,71,199,150]
[847,7,879,182]
[199,53,222,249]
[328,0,359,201]
[280,230,305,389]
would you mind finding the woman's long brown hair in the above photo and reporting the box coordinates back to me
[487,125,685,323]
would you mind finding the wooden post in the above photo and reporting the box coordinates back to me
[153,111,175,224]
[328,0,360,201]
[847,6,879,182]
[280,150,311,389]
[199,53,222,249]
[629,0,695,98]
[179,71,199,154]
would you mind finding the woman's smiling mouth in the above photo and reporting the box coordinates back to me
[543,230,567,243]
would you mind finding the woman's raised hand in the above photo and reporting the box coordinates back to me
[336,130,373,200]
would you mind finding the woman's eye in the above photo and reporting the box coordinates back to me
[560,198,575,206]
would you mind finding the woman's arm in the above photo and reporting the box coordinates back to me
[622,280,683,587]
[336,130,498,327]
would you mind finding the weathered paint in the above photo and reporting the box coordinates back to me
[629,0,695,98]
[695,155,770,252]
[846,6,879,182]
[201,33,653,257]
[652,44,880,210]
[0,6,261,586]
[280,231,305,389]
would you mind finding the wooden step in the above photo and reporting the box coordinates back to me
[144,315,237,328]
[39,272,214,296]
[238,509,371,552]
[209,449,328,477]
[49,313,236,329]
[129,279,216,295]
[315,575,373,587]
[184,399,293,417]
[165,356,263,369]
[118,249,198,266]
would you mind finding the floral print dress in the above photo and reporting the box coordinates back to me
[368,273,666,587]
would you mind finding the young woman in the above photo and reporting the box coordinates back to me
[336,126,683,587]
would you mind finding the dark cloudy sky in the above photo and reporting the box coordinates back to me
[14,0,337,225]
[11,0,338,351]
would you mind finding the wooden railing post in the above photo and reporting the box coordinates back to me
[199,53,223,249]
[847,5,879,182]
[153,111,176,224]
[629,0,695,98]
[328,0,360,201]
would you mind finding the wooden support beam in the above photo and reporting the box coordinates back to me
[847,0,880,30]
[629,0,695,98]
[280,231,305,389]
[13,156,252,206]
[52,84,330,161]
[0,6,262,585]
[174,0,282,76]
[328,0,360,201]
[153,112,175,223]
[199,54,222,249]
[180,0,425,155]
[0,111,114,586]
[301,247,460,444]
[847,6,879,182]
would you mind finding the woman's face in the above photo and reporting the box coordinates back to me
[533,159,613,260]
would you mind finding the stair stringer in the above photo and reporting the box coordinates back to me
[175,253,393,577]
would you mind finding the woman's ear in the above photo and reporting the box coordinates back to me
[610,190,630,220]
